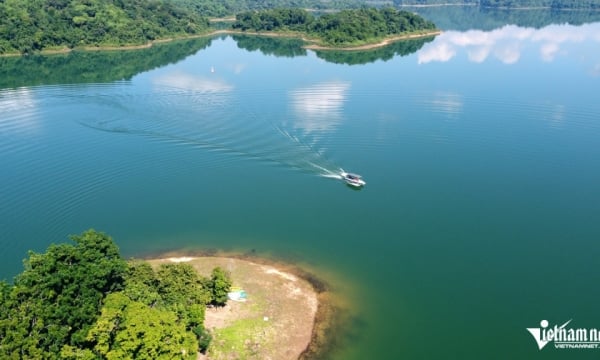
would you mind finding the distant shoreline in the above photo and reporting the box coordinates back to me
[0,29,441,57]
[142,251,342,359]
[303,30,441,51]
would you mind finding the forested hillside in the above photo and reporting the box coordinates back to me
[233,8,437,45]
[0,0,209,55]
[0,230,231,359]
[171,0,370,17]
[393,0,600,8]
[2,0,597,55]
[171,0,600,17]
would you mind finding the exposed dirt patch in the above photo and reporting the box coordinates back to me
[147,256,322,360]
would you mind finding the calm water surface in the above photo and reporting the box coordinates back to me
[2,12,600,359]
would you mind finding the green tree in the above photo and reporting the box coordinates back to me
[0,230,224,357]
[156,263,211,309]
[232,7,437,46]
[0,229,127,358]
[209,266,232,306]
[123,260,162,307]
[86,292,198,359]
[0,0,210,55]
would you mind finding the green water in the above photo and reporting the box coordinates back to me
[2,11,600,359]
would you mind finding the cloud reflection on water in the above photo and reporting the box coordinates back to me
[289,81,350,134]
[418,23,600,65]
[0,88,40,134]
[429,92,464,117]
[153,71,234,93]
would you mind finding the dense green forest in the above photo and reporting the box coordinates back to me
[170,0,371,18]
[0,0,209,55]
[0,230,231,359]
[171,0,600,15]
[232,8,437,45]
[2,0,598,55]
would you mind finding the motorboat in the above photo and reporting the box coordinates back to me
[341,170,366,187]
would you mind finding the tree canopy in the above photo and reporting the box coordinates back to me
[0,230,127,358]
[170,0,367,18]
[0,230,231,358]
[232,7,437,46]
[0,0,210,55]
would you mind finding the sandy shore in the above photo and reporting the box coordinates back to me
[1,29,441,57]
[213,29,442,51]
[303,30,441,51]
[144,254,337,360]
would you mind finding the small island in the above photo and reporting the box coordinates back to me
[231,8,439,50]
[0,230,339,359]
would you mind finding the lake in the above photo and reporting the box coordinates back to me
[1,7,600,359]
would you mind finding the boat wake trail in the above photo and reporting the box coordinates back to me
[74,83,344,180]
[311,164,343,180]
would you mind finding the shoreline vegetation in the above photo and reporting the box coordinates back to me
[2,1,599,57]
[1,6,438,57]
[0,230,233,358]
[0,28,441,58]
[144,253,342,359]
[0,230,348,359]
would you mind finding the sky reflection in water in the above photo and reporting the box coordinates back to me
[418,22,600,72]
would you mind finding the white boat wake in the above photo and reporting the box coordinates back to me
[72,84,359,184]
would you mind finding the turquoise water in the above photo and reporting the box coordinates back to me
[2,15,600,359]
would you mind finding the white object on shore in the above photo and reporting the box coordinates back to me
[227,290,247,302]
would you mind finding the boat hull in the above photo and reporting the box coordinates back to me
[340,171,366,187]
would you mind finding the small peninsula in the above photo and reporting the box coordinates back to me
[147,256,323,359]
[231,8,438,48]
[0,230,338,359]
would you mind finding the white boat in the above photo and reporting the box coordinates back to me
[341,170,366,187]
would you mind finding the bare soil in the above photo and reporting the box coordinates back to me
[147,256,322,360]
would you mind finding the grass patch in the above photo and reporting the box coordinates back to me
[208,317,272,359]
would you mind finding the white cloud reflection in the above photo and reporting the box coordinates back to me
[153,71,233,93]
[0,88,40,134]
[232,63,246,74]
[551,104,566,125]
[467,46,491,63]
[429,92,464,116]
[540,42,560,62]
[495,42,521,64]
[289,81,350,133]
[418,23,600,65]
[592,63,600,77]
